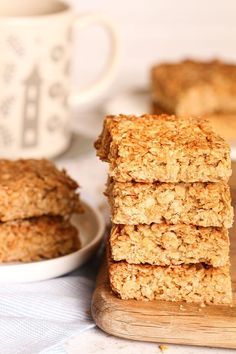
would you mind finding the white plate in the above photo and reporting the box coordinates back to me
[0,199,105,283]
[105,89,236,160]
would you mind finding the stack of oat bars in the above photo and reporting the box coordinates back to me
[95,114,234,304]
[0,159,82,263]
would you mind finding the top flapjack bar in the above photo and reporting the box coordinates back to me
[95,114,231,183]
[0,159,82,221]
[151,59,236,116]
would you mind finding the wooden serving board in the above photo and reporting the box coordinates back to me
[91,178,236,349]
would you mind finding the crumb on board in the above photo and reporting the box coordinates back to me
[179,304,186,311]
[159,344,168,352]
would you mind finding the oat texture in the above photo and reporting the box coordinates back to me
[0,159,82,221]
[110,223,229,267]
[107,180,233,227]
[151,59,236,116]
[0,216,80,262]
[95,114,231,183]
[108,253,232,304]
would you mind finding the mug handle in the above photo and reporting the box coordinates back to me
[69,13,119,106]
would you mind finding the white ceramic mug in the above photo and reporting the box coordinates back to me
[0,0,119,158]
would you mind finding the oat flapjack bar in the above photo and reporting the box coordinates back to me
[108,251,232,304]
[95,114,231,183]
[110,223,229,267]
[151,59,236,116]
[0,159,82,221]
[107,179,233,227]
[0,216,80,262]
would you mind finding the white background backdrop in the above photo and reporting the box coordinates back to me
[68,0,236,96]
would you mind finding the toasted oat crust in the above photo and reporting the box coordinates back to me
[107,180,233,227]
[108,250,232,304]
[151,59,236,116]
[0,159,82,221]
[95,114,231,183]
[0,216,80,262]
[110,223,229,267]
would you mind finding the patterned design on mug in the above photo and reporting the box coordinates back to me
[64,61,70,76]
[62,121,70,139]
[47,115,62,132]
[48,82,64,99]
[3,64,16,84]
[50,45,64,62]
[0,96,15,118]
[48,82,68,108]
[0,125,12,146]
[6,35,24,56]
[21,66,42,148]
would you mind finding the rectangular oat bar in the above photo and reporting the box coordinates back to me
[0,216,80,262]
[106,180,233,227]
[110,223,229,267]
[108,251,232,304]
[151,59,236,116]
[95,114,231,183]
[0,159,82,221]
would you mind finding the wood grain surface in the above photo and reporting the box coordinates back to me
[91,166,236,349]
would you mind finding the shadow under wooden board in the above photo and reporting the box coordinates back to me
[91,182,236,349]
